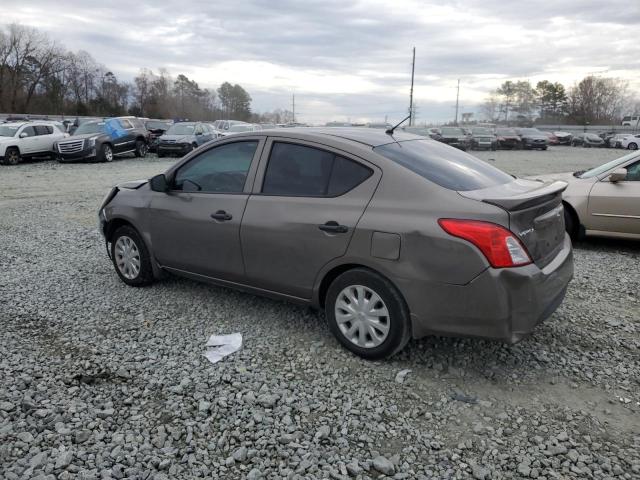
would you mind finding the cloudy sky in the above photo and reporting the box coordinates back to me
[4,0,640,124]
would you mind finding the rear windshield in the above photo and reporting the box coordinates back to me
[374,139,513,191]
[167,124,195,135]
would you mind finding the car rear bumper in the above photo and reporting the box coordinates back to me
[405,234,573,343]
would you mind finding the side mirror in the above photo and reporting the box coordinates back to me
[195,131,202,136]
[149,173,169,192]
[19,132,28,138]
[608,168,627,183]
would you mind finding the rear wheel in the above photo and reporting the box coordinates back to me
[99,144,114,163]
[4,147,20,165]
[110,225,154,287]
[628,142,638,150]
[134,140,147,157]
[326,268,411,360]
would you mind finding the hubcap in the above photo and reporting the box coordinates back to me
[115,236,140,280]
[335,285,390,348]
[8,151,19,165]
[105,147,113,161]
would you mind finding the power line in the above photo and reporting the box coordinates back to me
[409,47,415,126]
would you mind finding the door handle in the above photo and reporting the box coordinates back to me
[210,210,232,221]
[319,221,348,233]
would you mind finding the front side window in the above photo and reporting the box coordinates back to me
[20,126,37,137]
[625,161,640,181]
[35,125,53,135]
[118,119,134,129]
[173,141,258,193]
[262,142,372,197]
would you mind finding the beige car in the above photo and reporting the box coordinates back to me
[533,151,640,240]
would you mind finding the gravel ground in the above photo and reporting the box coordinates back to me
[1,146,638,480]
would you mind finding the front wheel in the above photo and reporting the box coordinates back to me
[135,140,148,157]
[99,144,114,163]
[326,268,411,360]
[4,147,21,165]
[110,225,154,287]
[628,142,638,150]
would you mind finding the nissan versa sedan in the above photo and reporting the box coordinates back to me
[531,151,640,240]
[99,128,573,359]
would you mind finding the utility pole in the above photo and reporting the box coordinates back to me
[292,93,296,124]
[409,47,415,126]
[454,79,460,126]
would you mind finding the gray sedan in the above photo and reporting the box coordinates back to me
[99,128,573,359]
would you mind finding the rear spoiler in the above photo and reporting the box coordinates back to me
[460,180,568,211]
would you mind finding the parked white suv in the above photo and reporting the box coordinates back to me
[621,115,640,127]
[0,121,67,165]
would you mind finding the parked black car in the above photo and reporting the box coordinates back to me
[469,127,497,150]
[145,119,173,152]
[516,128,548,150]
[439,127,471,151]
[571,133,605,148]
[495,128,522,149]
[55,117,150,163]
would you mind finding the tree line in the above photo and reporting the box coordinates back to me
[0,23,264,121]
[480,77,639,125]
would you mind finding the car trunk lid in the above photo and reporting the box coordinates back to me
[459,179,568,268]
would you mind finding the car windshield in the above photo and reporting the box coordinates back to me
[496,128,517,135]
[74,122,106,135]
[0,125,20,137]
[586,134,601,141]
[579,151,640,179]
[167,124,196,135]
[228,124,254,132]
[374,139,513,191]
[518,128,542,135]
[441,127,464,136]
[471,128,492,135]
[146,121,171,130]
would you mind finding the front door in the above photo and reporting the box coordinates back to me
[18,126,38,154]
[588,159,640,234]
[106,118,135,154]
[241,139,380,299]
[148,139,263,281]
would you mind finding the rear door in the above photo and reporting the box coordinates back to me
[148,138,264,282]
[240,138,380,299]
[34,125,55,153]
[587,159,640,234]
[107,118,135,154]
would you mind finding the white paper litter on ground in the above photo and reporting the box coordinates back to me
[204,333,242,364]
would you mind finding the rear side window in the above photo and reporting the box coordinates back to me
[262,142,372,197]
[374,139,513,191]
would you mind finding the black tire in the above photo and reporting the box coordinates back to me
[191,142,198,151]
[110,225,155,287]
[134,140,147,157]
[563,204,579,241]
[4,147,21,165]
[98,144,114,163]
[325,268,411,360]
[541,146,548,150]
[629,142,638,150]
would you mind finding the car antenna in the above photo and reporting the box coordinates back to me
[385,114,411,135]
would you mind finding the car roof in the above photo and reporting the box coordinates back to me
[247,127,422,148]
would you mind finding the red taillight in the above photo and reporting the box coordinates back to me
[438,219,532,268]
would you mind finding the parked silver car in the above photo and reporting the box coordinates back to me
[99,129,573,358]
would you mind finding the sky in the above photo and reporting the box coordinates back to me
[3,0,640,124]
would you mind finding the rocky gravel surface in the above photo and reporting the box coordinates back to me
[1,147,639,479]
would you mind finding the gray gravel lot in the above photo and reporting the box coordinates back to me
[1,146,639,479]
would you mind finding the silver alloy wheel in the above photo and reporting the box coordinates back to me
[114,235,141,280]
[104,146,113,162]
[7,149,19,165]
[335,285,390,348]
